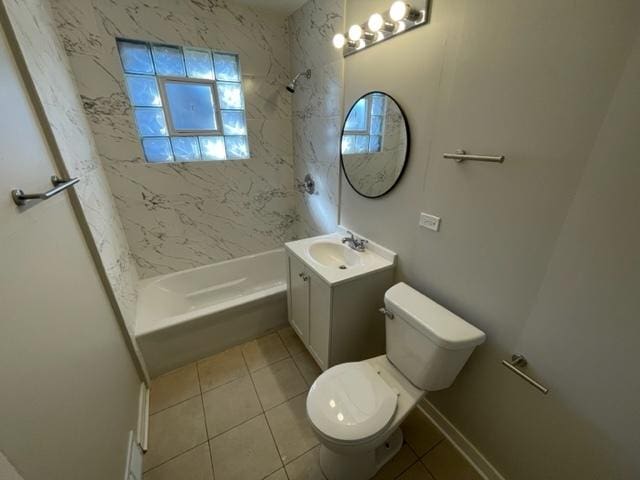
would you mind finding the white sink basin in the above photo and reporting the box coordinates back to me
[286,230,396,285]
[307,241,364,269]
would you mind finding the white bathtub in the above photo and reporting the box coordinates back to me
[135,249,287,377]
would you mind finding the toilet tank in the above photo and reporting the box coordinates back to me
[384,283,486,391]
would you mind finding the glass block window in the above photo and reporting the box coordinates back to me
[117,39,249,163]
[342,94,386,155]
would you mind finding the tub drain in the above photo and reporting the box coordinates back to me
[339,265,347,270]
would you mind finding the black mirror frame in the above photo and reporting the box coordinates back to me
[340,91,411,199]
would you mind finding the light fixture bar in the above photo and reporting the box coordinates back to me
[333,0,430,57]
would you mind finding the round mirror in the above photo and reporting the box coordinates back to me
[340,91,409,198]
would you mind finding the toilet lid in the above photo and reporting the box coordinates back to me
[306,362,398,443]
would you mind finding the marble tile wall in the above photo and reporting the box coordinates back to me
[3,0,139,334]
[52,0,297,278]
[289,0,345,238]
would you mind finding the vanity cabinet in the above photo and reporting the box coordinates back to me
[286,250,395,371]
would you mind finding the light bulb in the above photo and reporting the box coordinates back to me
[332,33,346,49]
[389,1,421,22]
[348,24,363,41]
[368,13,384,32]
[389,1,408,21]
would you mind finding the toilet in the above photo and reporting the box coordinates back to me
[306,282,486,480]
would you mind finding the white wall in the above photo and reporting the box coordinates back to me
[341,0,640,478]
[2,0,140,338]
[0,6,141,478]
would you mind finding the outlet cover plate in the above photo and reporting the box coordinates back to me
[419,212,441,232]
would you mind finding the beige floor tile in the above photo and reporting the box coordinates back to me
[242,333,290,371]
[285,446,326,480]
[402,410,444,456]
[292,350,322,386]
[202,375,262,437]
[149,363,201,414]
[143,443,213,480]
[373,443,418,480]
[197,345,248,392]
[278,326,306,355]
[398,462,435,480]
[264,468,288,480]
[252,358,308,410]
[266,393,319,464]
[421,441,483,480]
[144,396,207,471]
[210,415,282,480]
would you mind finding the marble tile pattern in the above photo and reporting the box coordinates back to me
[51,0,298,278]
[4,0,140,331]
[288,0,345,238]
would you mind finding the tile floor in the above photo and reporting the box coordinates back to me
[143,327,483,480]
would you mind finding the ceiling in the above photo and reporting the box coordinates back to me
[231,0,308,15]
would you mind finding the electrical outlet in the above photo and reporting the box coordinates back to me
[419,212,441,232]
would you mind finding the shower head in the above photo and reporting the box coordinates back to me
[286,69,311,93]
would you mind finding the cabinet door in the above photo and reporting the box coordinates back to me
[288,254,310,344]
[308,273,331,370]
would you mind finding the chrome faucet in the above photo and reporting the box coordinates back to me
[342,231,368,252]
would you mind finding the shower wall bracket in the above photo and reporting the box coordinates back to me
[296,174,316,195]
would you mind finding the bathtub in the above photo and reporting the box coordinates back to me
[135,249,287,377]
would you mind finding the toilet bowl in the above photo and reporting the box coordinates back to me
[306,282,486,480]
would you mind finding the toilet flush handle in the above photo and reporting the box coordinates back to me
[378,307,394,319]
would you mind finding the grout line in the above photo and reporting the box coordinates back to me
[421,438,446,459]
[281,442,318,467]
[142,440,209,473]
[194,363,216,479]
[208,411,266,440]
[420,439,447,480]
[288,348,312,387]
[250,354,295,376]
[207,440,216,480]
[262,410,287,469]
[199,370,250,396]
[250,362,286,470]
[261,465,289,480]
[148,391,202,416]
[393,459,420,479]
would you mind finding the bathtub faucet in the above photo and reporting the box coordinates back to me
[342,231,368,252]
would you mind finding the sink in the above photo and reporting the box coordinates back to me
[286,230,396,285]
[307,241,364,269]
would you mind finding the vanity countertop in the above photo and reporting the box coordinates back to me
[285,227,396,286]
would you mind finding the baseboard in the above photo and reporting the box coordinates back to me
[418,399,505,480]
[136,382,150,452]
[124,430,144,480]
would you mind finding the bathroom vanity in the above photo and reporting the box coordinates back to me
[285,229,396,370]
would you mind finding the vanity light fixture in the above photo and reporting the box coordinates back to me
[333,0,430,57]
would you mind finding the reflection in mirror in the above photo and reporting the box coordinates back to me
[341,92,409,198]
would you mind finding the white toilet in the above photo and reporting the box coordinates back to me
[306,282,486,480]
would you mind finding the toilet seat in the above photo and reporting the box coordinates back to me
[307,362,398,445]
